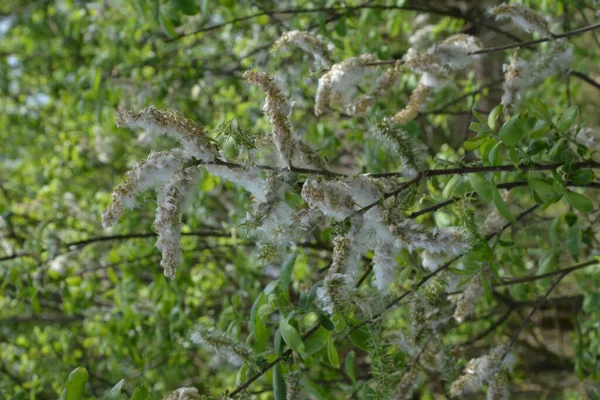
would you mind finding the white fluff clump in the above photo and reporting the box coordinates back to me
[244,70,294,168]
[450,345,507,397]
[102,150,188,228]
[389,221,471,255]
[154,168,199,278]
[345,63,401,116]
[453,274,483,323]
[393,34,482,125]
[273,30,332,69]
[372,239,399,292]
[318,237,356,314]
[314,54,377,116]
[405,34,482,90]
[116,106,217,161]
[501,40,573,107]
[489,3,550,35]
[163,387,200,400]
[421,250,447,272]
[203,165,267,201]
[190,326,253,366]
[409,25,436,50]
[575,127,600,152]
[501,54,528,107]
[301,179,356,221]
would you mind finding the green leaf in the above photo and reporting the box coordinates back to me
[327,335,340,368]
[499,114,524,146]
[492,185,517,225]
[349,328,371,351]
[464,136,489,151]
[160,12,178,39]
[526,140,549,156]
[279,316,305,353]
[565,191,594,213]
[570,169,595,185]
[528,178,555,196]
[304,327,330,355]
[442,175,461,199]
[532,98,553,124]
[104,379,124,400]
[468,173,494,202]
[480,273,493,306]
[319,313,335,331]
[273,364,286,400]
[472,109,488,126]
[488,104,504,131]
[280,252,297,302]
[301,378,328,400]
[567,223,581,258]
[63,367,88,400]
[345,351,356,383]
[130,384,150,400]
[174,0,199,15]
[274,328,283,355]
[558,105,579,133]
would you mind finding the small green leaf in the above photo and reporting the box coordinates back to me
[107,267,118,284]
[273,364,286,400]
[480,274,493,306]
[160,12,178,39]
[274,328,283,355]
[532,98,553,124]
[130,384,151,400]
[327,336,340,368]
[565,191,594,213]
[104,379,124,400]
[472,109,488,126]
[567,223,581,258]
[279,316,305,353]
[345,351,356,383]
[526,140,549,156]
[280,253,297,301]
[499,114,524,146]
[492,186,517,225]
[63,367,88,400]
[488,104,503,131]
[464,136,489,151]
[349,328,371,351]
[442,175,461,199]
[570,169,595,185]
[489,141,502,165]
[304,327,330,355]
[66,276,82,286]
[468,173,494,202]
[301,378,328,400]
[558,105,579,133]
[319,313,335,331]
[528,178,555,196]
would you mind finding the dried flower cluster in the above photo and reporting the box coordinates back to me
[490,3,550,35]
[190,326,254,366]
[501,40,573,107]
[116,106,217,160]
[273,30,332,69]
[314,54,377,116]
[393,34,481,124]
[453,273,483,323]
[163,387,200,400]
[450,345,508,397]
[244,70,294,168]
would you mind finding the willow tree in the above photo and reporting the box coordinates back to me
[1,1,600,399]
